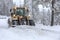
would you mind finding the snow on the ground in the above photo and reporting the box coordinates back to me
[0,16,60,40]
[35,23,60,33]
[0,28,58,40]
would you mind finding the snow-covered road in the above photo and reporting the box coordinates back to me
[0,27,60,40]
[0,16,60,40]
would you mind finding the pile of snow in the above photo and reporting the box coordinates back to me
[0,15,8,19]
[0,15,8,28]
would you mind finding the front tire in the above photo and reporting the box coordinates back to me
[12,20,18,25]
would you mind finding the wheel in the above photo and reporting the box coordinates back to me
[12,25,16,27]
[8,18,11,27]
[12,20,18,25]
[29,20,35,26]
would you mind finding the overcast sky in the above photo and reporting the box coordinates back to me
[13,0,24,6]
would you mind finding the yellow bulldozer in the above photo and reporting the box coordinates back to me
[8,7,35,27]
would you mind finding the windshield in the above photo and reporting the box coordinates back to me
[16,8,25,16]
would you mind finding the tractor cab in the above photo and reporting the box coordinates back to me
[10,7,28,17]
[15,8,25,16]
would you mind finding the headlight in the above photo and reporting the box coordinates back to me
[13,14,15,17]
[28,14,31,17]
[27,14,31,19]
[25,7,27,10]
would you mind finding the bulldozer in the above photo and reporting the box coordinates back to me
[8,6,35,27]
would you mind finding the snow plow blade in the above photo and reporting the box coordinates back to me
[8,19,35,27]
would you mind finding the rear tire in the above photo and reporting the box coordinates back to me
[29,20,35,26]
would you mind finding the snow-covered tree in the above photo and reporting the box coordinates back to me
[32,0,52,25]
[0,0,13,16]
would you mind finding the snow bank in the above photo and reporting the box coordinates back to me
[0,16,8,28]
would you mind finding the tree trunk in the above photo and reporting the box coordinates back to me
[51,0,55,26]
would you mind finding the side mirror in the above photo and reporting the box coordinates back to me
[10,9,12,12]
